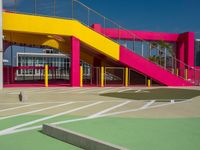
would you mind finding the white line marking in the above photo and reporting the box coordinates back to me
[103,99,193,117]
[118,88,132,93]
[140,100,155,109]
[0,100,124,106]
[8,89,45,94]
[8,92,20,95]
[0,103,41,112]
[78,88,102,94]
[57,88,83,93]
[51,101,154,125]
[88,101,131,118]
[33,88,74,94]
[102,100,155,117]
[98,88,118,94]
[0,102,74,120]
[75,88,96,94]
[0,102,162,136]
[171,100,175,103]
[134,89,141,93]
[134,90,149,93]
[0,99,192,136]
[0,101,103,135]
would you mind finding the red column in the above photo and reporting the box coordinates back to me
[70,36,80,87]
[176,41,185,77]
[177,32,195,80]
[185,32,195,80]
[184,32,195,67]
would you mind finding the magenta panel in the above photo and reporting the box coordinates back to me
[92,24,195,68]
[71,36,80,87]
[119,46,192,86]
[176,42,185,77]
[102,28,179,42]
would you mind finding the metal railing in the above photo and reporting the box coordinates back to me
[3,0,200,85]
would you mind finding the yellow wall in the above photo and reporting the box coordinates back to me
[3,12,120,61]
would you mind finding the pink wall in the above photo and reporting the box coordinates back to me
[101,28,179,42]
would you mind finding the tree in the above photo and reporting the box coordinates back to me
[148,40,174,68]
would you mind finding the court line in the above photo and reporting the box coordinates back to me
[118,88,132,93]
[0,102,74,120]
[103,99,192,117]
[134,89,141,93]
[79,87,122,94]
[1,101,134,135]
[33,88,75,94]
[73,88,99,94]
[0,101,103,135]
[88,100,131,118]
[48,101,155,126]
[57,88,85,93]
[0,103,41,113]
[0,100,125,105]
[7,89,45,95]
[100,100,156,117]
[0,101,160,136]
[98,88,119,94]
[149,99,192,109]
[140,100,155,109]
[171,100,175,103]
[0,99,192,136]
[78,88,104,94]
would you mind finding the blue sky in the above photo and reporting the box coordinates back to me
[79,0,200,36]
[2,0,200,65]
[3,0,200,37]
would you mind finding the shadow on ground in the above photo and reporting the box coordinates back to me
[100,88,200,101]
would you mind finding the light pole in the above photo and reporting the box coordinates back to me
[0,0,3,89]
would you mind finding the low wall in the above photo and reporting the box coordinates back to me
[42,124,127,150]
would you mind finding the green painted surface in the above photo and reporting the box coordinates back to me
[60,117,200,150]
[101,88,200,101]
[0,115,46,130]
[23,115,80,129]
[0,115,80,130]
[0,129,82,150]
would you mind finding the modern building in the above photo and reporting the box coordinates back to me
[1,0,200,88]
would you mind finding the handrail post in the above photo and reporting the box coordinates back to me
[101,66,104,87]
[34,0,37,14]
[176,68,179,76]
[14,0,17,12]
[185,69,188,80]
[72,0,74,18]
[87,8,90,26]
[125,67,129,87]
[147,79,151,87]
[80,66,83,87]
[53,0,56,16]
[45,64,48,87]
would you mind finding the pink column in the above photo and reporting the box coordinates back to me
[185,32,195,67]
[185,32,195,80]
[176,41,185,77]
[70,36,80,87]
[179,32,195,80]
